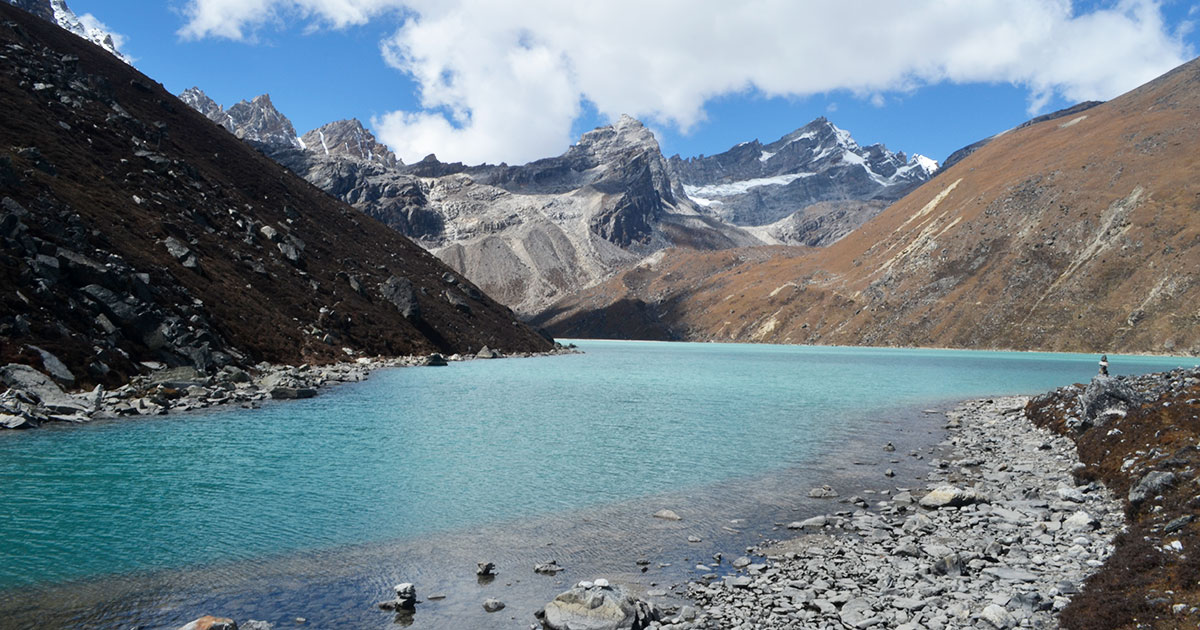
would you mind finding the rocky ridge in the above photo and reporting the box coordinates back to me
[183,88,764,315]
[535,55,1200,355]
[181,87,933,316]
[669,117,937,241]
[0,4,553,398]
[5,0,129,64]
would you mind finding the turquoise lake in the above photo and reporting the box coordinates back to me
[0,340,1194,628]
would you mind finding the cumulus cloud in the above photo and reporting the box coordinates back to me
[182,0,1194,164]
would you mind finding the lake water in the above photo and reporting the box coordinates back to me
[0,341,1192,629]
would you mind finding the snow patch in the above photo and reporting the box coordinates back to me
[684,173,816,199]
[758,150,775,162]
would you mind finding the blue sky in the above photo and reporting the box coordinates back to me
[69,0,1198,166]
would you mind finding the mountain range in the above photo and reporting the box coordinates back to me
[533,55,1200,355]
[180,88,936,314]
[0,2,551,388]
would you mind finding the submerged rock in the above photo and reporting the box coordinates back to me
[652,509,682,521]
[178,616,237,630]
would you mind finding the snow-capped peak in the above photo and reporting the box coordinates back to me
[911,154,939,175]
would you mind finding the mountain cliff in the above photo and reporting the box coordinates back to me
[0,3,552,389]
[534,55,1200,355]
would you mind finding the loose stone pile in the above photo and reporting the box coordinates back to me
[1,346,580,429]
[670,396,1123,630]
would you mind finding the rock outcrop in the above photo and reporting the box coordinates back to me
[4,0,130,64]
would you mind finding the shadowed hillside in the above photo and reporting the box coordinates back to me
[0,3,552,389]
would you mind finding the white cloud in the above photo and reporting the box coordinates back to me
[181,0,1194,165]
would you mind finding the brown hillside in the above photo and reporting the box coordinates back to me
[0,4,551,389]
[535,56,1200,355]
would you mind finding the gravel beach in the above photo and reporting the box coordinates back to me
[662,396,1122,630]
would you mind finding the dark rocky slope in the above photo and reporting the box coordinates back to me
[0,3,552,392]
[535,55,1200,355]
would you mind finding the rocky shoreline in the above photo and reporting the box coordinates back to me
[659,396,1123,630]
[0,344,580,430]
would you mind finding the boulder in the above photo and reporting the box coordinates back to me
[652,509,681,521]
[269,387,317,400]
[919,485,982,508]
[1128,471,1176,506]
[482,598,505,613]
[476,346,501,359]
[981,603,1015,629]
[26,345,74,386]
[379,276,421,322]
[1061,510,1099,532]
[477,561,497,576]
[537,581,660,630]
[535,561,564,574]
[1077,376,1144,429]
[0,363,90,415]
[808,485,838,498]
[378,582,417,611]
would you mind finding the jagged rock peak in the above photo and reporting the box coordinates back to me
[6,0,130,64]
[179,87,234,133]
[226,94,302,150]
[300,119,399,168]
[573,114,662,161]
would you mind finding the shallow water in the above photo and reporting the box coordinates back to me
[0,341,1192,628]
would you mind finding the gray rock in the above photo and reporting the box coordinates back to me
[1061,510,1098,532]
[379,276,421,321]
[653,509,682,521]
[475,346,500,359]
[918,485,982,508]
[534,561,564,574]
[25,345,74,386]
[1128,471,1176,506]
[981,603,1015,628]
[808,485,839,498]
[1077,376,1145,429]
[538,581,660,630]
[482,598,505,612]
[477,561,497,576]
